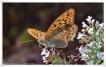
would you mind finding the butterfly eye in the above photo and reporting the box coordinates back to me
[41,40,44,43]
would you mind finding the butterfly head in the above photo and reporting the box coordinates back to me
[37,39,50,47]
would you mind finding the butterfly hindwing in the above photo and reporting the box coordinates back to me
[64,24,78,42]
[49,24,78,48]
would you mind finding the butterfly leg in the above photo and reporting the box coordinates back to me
[39,44,42,48]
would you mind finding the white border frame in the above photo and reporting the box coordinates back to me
[1,1,105,67]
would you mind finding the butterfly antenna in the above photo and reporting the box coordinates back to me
[19,39,35,44]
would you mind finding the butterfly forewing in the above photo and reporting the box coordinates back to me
[46,8,75,40]
[27,28,46,39]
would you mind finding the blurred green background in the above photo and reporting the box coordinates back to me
[3,3,103,64]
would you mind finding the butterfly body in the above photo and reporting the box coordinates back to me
[27,8,78,48]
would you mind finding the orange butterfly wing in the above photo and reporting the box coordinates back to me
[45,8,75,39]
[27,28,46,40]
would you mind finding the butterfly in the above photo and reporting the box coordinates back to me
[27,8,78,48]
